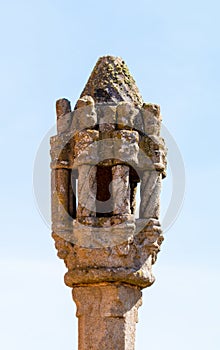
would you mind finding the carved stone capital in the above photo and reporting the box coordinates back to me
[138,135,167,174]
[52,218,163,289]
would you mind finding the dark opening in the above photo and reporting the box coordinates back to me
[96,166,113,217]
[129,166,140,215]
[68,169,78,219]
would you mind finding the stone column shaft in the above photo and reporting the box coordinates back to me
[77,165,97,218]
[51,168,70,230]
[112,165,130,215]
[72,284,142,350]
[130,181,137,215]
[139,171,162,218]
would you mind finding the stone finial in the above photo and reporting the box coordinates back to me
[79,56,143,107]
[51,56,167,350]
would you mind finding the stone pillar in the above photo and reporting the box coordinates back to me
[51,56,167,350]
[77,164,97,218]
[51,98,73,230]
[139,102,165,220]
[56,98,72,133]
[73,284,142,350]
[139,171,161,219]
[112,165,131,215]
[51,168,71,231]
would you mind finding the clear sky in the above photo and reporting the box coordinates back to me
[0,0,220,349]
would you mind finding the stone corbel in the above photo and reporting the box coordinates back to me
[134,218,164,265]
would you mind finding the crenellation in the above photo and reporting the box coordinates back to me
[56,98,72,134]
[96,103,117,133]
[141,102,161,136]
[117,101,137,130]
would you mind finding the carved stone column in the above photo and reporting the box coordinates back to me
[139,171,162,219]
[77,164,97,218]
[51,56,167,350]
[112,165,131,216]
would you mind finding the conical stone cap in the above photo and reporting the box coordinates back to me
[79,56,143,107]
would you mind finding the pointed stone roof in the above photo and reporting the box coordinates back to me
[79,56,143,107]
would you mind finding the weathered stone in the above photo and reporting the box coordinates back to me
[51,169,72,231]
[96,138,115,165]
[71,217,134,249]
[56,98,71,117]
[73,215,133,229]
[112,165,130,215]
[141,103,161,136]
[139,171,162,219]
[134,218,163,264]
[52,217,162,284]
[130,181,138,214]
[97,103,116,132]
[72,285,142,350]
[117,101,138,130]
[138,134,167,173]
[56,98,72,134]
[77,165,97,218]
[51,56,167,350]
[79,56,143,107]
[72,95,97,131]
[50,132,75,169]
[133,109,144,133]
[113,130,139,166]
[74,129,99,166]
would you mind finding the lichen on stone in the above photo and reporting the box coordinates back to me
[79,56,143,107]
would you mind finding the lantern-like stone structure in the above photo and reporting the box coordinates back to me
[51,56,167,350]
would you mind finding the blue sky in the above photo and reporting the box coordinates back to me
[1,0,220,349]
